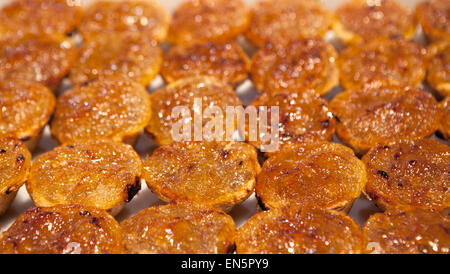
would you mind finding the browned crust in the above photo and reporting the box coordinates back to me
[236,207,363,254]
[333,0,415,45]
[363,209,450,254]
[167,0,250,45]
[51,77,151,144]
[338,38,426,90]
[427,41,450,97]
[245,0,332,47]
[0,205,122,254]
[362,139,449,211]
[27,139,142,213]
[250,39,338,95]
[256,142,367,211]
[438,97,450,140]
[415,0,450,42]
[143,141,260,212]
[161,41,250,87]
[330,86,441,156]
[79,0,169,42]
[121,203,236,254]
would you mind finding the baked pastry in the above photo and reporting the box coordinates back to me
[329,86,440,155]
[0,205,122,254]
[121,203,236,254]
[256,142,367,212]
[415,0,450,42]
[363,139,449,211]
[0,138,31,216]
[250,39,338,95]
[27,139,142,216]
[333,0,415,45]
[143,141,260,212]
[168,0,250,45]
[427,41,450,97]
[79,0,169,42]
[0,81,55,151]
[161,41,250,87]
[236,207,363,254]
[51,77,151,145]
[145,76,242,145]
[70,33,162,86]
[246,0,332,47]
[0,0,82,39]
[438,97,450,140]
[363,209,450,254]
[0,34,76,90]
[246,90,336,153]
[338,38,426,90]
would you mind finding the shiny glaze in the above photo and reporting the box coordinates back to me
[427,41,450,96]
[0,138,31,195]
[416,0,450,41]
[439,97,450,140]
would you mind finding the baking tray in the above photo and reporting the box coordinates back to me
[0,0,439,233]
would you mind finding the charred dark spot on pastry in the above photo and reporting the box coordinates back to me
[126,177,141,202]
[66,145,75,149]
[16,154,25,163]
[408,160,417,166]
[256,194,268,211]
[322,119,329,128]
[220,149,230,159]
[394,152,401,160]
[238,160,243,166]
[332,113,341,123]
[5,186,12,195]
[397,183,403,187]
[90,217,102,228]
[382,145,390,149]
[80,210,91,216]
[377,170,389,179]
[0,149,6,153]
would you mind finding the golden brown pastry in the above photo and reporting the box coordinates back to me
[236,207,363,254]
[51,77,151,145]
[121,203,236,254]
[0,81,55,151]
[143,141,260,212]
[439,97,450,140]
[145,76,242,145]
[27,139,142,216]
[250,39,338,95]
[0,205,122,254]
[427,41,450,97]
[256,142,367,212]
[333,0,415,44]
[161,41,250,87]
[338,38,426,90]
[363,139,449,212]
[0,138,31,216]
[364,209,450,254]
[70,33,162,86]
[168,0,250,45]
[0,34,76,89]
[246,0,332,47]
[0,0,82,39]
[415,0,450,42]
[79,0,169,42]
[330,86,440,155]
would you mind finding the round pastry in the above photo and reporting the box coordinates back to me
[246,0,333,47]
[27,139,142,216]
[0,0,82,38]
[145,76,242,145]
[246,90,336,153]
[0,205,122,254]
[236,207,363,254]
[427,41,450,97]
[363,209,450,254]
[256,142,367,212]
[329,86,440,155]
[0,81,55,151]
[167,0,250,45]
[0,34,76,89]
[161,41,250,87]
[333,0,415,44]
[143,141,260,212]
[70,33,162,86]
[79,0,169,42]
[362,139,449,212]
[51,77,151,145]
[415,0,450,42]
[250,39,338,95]
[438,97,450,140]
[338,38,426,90]
[0,138,31,216]
[121,203,236,254]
